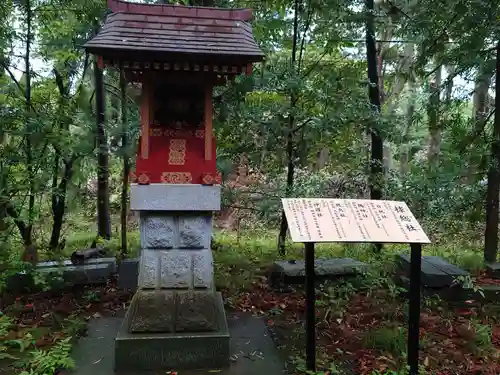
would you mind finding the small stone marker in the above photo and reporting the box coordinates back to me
[397,254,469,288]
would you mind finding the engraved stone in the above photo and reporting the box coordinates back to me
[138,250,159,289]
[141,216,175,249]
[175,291,218,332]
[192,250,213,288]
[179,216,209,249]
[160,250,192,288]
[129,290,175,333]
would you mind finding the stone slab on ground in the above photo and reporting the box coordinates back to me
[4,257,116,294]
[395,275,500,303]
[486,263,500,278]
[397,254,469,288]
[66,311,285,375]
[117,258,139,291]
[269,258,367,286]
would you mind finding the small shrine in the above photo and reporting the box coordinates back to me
[84,0,263,371]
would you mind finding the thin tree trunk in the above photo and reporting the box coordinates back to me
[94,57,111,240]
[24,0,34,247]
[484,41,500,264]
[427,65,442,170]
[120,70,129,258]
[49,160,75,250]
[366,0,383,253]
[467,64,493,182]
[366,0,383,199]
[400,78,416,175]
[277,0,300,256]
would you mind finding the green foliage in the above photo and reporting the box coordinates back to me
[364,326,407,356]
[19,337,75,375]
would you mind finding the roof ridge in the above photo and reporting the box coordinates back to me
[108,0,253,21]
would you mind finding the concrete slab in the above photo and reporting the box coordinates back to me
[66,311,285,375]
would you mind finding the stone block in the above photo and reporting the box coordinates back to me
[140,215,175,249]
[175,291,218,332]
[397,254,469,288]
[192,250,213,288]
[270,258,367,286]
[160,250,192,289]
[115,292,230,372]
[179,215,211,249]
[128,290,175,333]
[486,262,500,278]
[138,250,159,289]
[130,183,221,211]
[37,263,113,285]
[118,258,139,291]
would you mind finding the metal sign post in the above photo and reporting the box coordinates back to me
[304,242,316,371]
[281,198,430,375]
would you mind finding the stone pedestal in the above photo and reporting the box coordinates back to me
[115,183,229,372]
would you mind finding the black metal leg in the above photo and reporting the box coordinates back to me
[407,243,422,375]
[304,242,316,372]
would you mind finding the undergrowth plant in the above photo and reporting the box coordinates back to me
[19,337,75,375]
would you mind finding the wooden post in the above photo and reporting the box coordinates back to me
[140,78,150,159]
[204,84,213,161]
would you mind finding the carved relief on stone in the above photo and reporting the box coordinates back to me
[192,250,213,288]
[179,216,209,249]
[141,216,175,249]
[168,139,186,165]
[160,250,192,289]
[138,249,159,289]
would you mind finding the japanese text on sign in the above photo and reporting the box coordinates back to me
[282,198,430,244]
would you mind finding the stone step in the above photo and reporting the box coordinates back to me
[396,254,468,288]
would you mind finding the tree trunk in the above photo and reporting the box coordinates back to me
[49,160,75,250]
[94,57,111,240]
[277,0,300,256]
[120,70,129,258]
[484,41,500,264]
[366,0,383,200]
[399,78,416,175]
[366,0,383,253]
[427,65,442,170]
[466,63,493,182]
[24,0,34,247]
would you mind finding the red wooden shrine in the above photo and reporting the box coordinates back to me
[85,0,263,185]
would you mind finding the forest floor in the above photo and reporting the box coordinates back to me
[1,230,500,374]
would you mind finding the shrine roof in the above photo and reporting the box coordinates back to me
[84,0,264,62]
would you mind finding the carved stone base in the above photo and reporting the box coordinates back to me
[115,292,230,372]
[128,289,219,333]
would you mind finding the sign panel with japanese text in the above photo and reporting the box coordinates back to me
[282,198,430,244]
